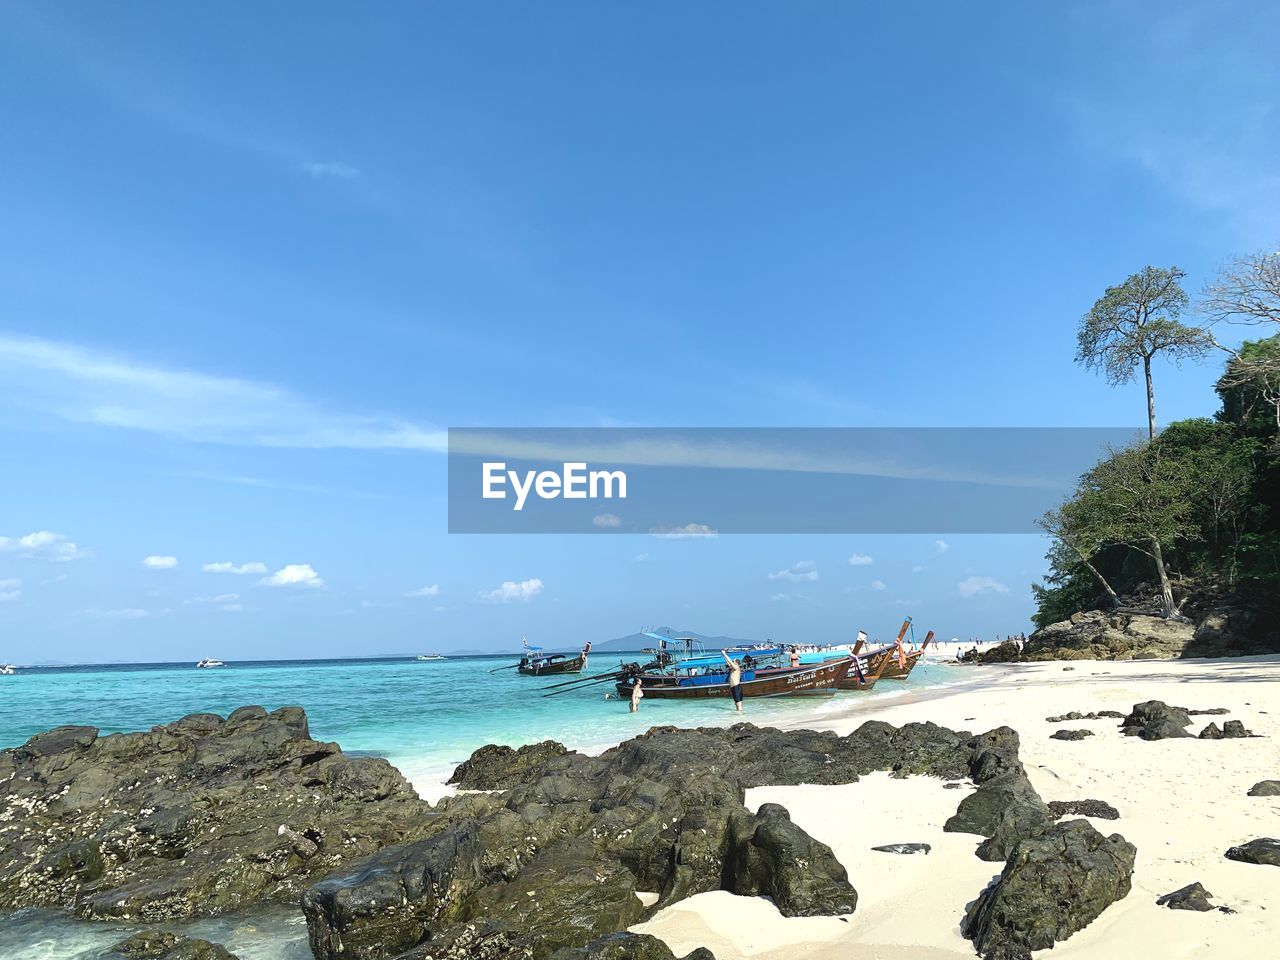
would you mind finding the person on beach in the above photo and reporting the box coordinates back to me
[722,651,744,712]
[630,676,643,713]
[789,647,801,668]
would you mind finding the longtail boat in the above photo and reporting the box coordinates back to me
[836,651,886,691]
[615,655,851,700]
[518,639,591,676]
[865,625,934,680]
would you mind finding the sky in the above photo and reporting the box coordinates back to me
[2,1,1278,663]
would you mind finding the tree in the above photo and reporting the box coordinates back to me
[1077,266,1215,439]
[1075,441,1200,618]
[1201,246,1280,328]
[1036,503,1121,607]
[1216,335,1280,437]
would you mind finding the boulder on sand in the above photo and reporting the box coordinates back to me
[1121,701,1192,740]
[724,803,856,916]
[1047,799,1119,821]
[1247,781,1280,797]
[1050,729,1093,741]
[1021,611,1194,661]
[1156,882,1215,912]
[1225,838,1280,867]
[962,819,1136,960]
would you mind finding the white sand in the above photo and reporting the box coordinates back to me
[632,655,1280,960]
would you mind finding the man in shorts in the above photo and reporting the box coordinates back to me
[722,650,744,712]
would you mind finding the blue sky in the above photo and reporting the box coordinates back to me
[2,2,1277,662]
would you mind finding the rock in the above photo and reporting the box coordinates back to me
[1248,781,1280,796]
[724,803,856,916]
[0,706,431,920]
[1050,729,1093,741]
[1121,701,1192,740]
[447,740,571,790]
[962,819,1136,960]
[871,843,931,855]
[547,933,715,960]
[1225,838,1280,867]
[1156,882,1215,912]
[1199,723,1224,740]
[1047,800,1119,820]
[1222,720,1254,738]
[110,933,241,960]
[945,768,1053,862]
[1046,710,1123,722]
[964,640,1023,664]
[1022,611,1194,662]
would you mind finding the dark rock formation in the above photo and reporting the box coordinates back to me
[448,740,571,790]
[1248,780,1280,796]
[548,933,715,960]
[1047,800,1119,820]
[1121,701,1193,740]
[724,803,856,916]
[1050,729,1094,741]
[871,843,931,855]
[111,932,241,959]
[1156,882,1215,912]
[962,819,1136,960]
[962,640,1022,664]
[1046,711,1124,722]
[1199,719,1255,739]
[1199,722,1224,739]
[0,706,431,920]
[1022,611,1194,662]
[1225,838,1280,866]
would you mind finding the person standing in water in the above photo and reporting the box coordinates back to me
[630,675,643,713]
[722,651,744,712]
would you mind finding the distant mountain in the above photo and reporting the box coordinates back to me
[591,627,757,653]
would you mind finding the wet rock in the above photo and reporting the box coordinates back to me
[725,803,856,916]
[1121,701,1192,740]
[1047,800,1119,820]
[110,933,241,960]
[447,740,571,790]
[871,843,931,855]
[1156,882,1214,912]
[962,819,1136,960]
[1248,780,1280,796]
[0,706,431,920]
[1050,729,1093,741]
[1225,838,1280,867]
[165,941,241,960]
[548,933,715,960]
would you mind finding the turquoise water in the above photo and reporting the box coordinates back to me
[0,652,959,958]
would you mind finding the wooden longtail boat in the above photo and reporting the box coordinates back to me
[518,641,591,676]
[615,656,851,700]
[866,628,935,680]
[836,652,887,691]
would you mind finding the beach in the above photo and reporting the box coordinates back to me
[633,655,1280,960]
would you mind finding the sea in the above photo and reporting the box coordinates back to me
[0,650,960,959]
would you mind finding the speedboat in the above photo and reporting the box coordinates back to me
[415,654,446,661]
[196,657,226,668]
[0,664,15,675]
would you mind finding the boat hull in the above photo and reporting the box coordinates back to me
[616,657,850,699]
[836,654,886,691]
[867,648,924,680]
[519,653,587,676]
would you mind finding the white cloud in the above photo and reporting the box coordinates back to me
[934,540,950,554]
[302,160,361,180]
[0,335,445,451]
[770,593,797,602]
[221,603,244,612]
[870,579,888,592]
[260,564,324,589]
[649,523,718,539]
[203,561,268,575]
[0,577,21,602]
[478,578,544,603]
[847,553,874,566]
[592,513,622,528]
[958,576,1009,599]
[911,565,925,573]
[0,530,89,562]
[142,555,178,569]
[632,553,650,563]
[100,608,151,619]
[186,593,240,605]
[769,561,819,582]
[405,584,440,598]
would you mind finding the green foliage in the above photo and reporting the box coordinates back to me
[1216,334,1280,440]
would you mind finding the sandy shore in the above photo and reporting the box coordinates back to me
[632,655,1280,960]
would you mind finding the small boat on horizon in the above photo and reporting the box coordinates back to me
[196,658,226,669]
[0,664,16,675]
[415,654,447,661]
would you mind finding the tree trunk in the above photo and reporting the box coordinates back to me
[1143,355,1157,439]
[1150,536,1177,618]
[1070,543,1121,607]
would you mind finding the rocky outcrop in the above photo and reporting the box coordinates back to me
[1047,799,1119,820]
[871,843,931,855]
[447,741,571,790]
[0,706,431,920]
[1198,720,1255,739]
[1248,780,1280,796]
[548,933,715,960]
[1156,882,1215,912]
[111,932,241,959]
[944,729,1053,862]
[1046,710,1125,722]
[1121,701,1193,740]
[1050,729,1093,741]
[962,819,1136,960]
[1225,838,1280,866]
[723,803,856,916]
[1022,611,1195,662]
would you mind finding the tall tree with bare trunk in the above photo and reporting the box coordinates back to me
[1076,266,1213,439]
